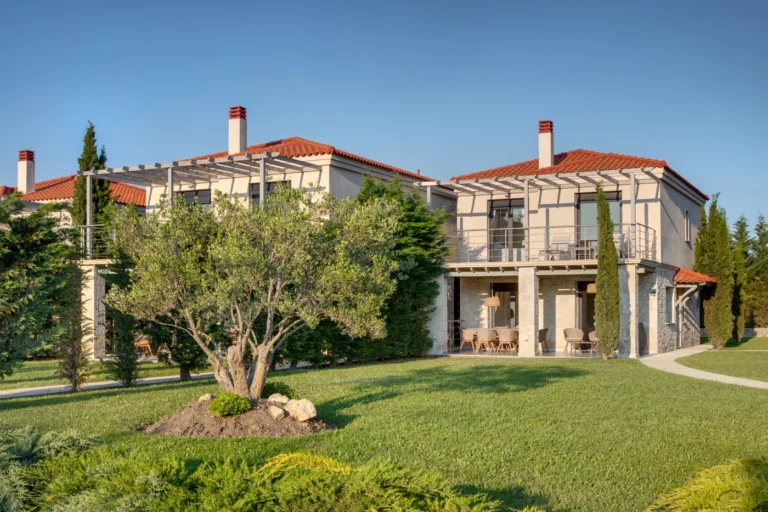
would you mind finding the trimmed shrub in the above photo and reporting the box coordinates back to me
[646,458,768,511]
[208,392,251,418]
[260,381,297,400]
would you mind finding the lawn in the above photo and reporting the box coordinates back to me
[1,357,767,511]
[678,337,768,383]
[0,359,195,391]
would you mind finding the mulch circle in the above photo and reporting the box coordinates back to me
[145,400,331,438]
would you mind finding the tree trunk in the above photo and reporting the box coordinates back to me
[602,353,609,361]
[289,360,298,370]
[249,346,272,400]
[179,365,191,382]
[227,344,250,398]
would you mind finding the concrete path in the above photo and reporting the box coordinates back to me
[0,372,216,400]
[640,344,768,390]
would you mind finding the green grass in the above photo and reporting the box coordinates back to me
[726,337,768,350]
[678,351,768,382]
[0,360,197,391]
[1,357,767,511]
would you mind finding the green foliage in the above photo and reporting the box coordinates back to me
[646,458,768,511]
[55,265,91,392]
[23,448,504,511]
[0,427,95,467]
[694,196,734,348]
[747,215,768,327]
[71,121,111,226]
[103,249,139,387]
[208,392,251,418]
[106,186,399,399]
[732,239,747,341]
[260,381,297,399]
[144,317,208,381]
[0,195,75,380]
[594,185,620,358]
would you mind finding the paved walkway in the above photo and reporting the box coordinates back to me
[640,344,768,390]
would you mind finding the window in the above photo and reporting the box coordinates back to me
[181,189,211,206]
[250,181,290,204]
[665,286,676,324]
[488,199,526,261]
[685,211,691,243]
[576,191,621,244]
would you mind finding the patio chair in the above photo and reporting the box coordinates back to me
[134,335,154,357]
[475,329,496,353]
[538,328,550,352]
[587,331,599,356]
[563,328,585,355]
[459,329,477,352]
[495,328,518,353]
[549,235,574,260]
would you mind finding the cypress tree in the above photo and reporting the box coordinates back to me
[694,196,733,348]
[594,185,620,359]
[72,122,111,226]
[56,264,91,392]
[731,216,750,341]
[749,215,768,327]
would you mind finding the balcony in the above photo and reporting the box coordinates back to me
[446,223,657,264]
[79,225,113,260]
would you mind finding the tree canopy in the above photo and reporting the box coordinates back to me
[72,121,111,226]
[594,185,620,358]
[106,186,399,399]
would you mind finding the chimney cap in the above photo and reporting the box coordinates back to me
[229,106,247,119]
[538,120,553,134]
[18,150,35,162]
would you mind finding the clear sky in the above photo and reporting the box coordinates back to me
[1,0,766,226]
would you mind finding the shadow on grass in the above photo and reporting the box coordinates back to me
[318,362,588,427]
[0,380,213,414]
[457,483,552,511]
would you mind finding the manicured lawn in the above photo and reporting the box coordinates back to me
[1,357,767,511]
[726,337,768,350]
[678,351,768,382]
[0,359,196,391]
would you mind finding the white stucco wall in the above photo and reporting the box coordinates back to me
[659,182,702,269]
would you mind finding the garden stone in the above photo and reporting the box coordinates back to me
[267,393,290,404]
[198,393,215,402]
[268,406,287,420]
[284,399,317,422]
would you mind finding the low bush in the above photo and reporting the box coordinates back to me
[260,381,297,400]
[28,449,515,511]
[646,458,768,511]
[208,392,251,418]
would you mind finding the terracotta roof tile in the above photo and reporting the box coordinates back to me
[0,185,17,197]
[674,267,716,285]
[451,149,708,201]
[192,136,433,182]
[13,175,146,207]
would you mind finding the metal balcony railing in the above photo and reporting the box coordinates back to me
[79,224,113,259]
[446,224,657,264]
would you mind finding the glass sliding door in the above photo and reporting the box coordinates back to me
[576,192,621,258]
[490,283,517,328]
[488,199,525,262]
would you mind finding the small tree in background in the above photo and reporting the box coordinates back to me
[694,195,733,348]
[56,264,91,392]
[594,185,620,359]
[748,215,768,327]
[72,121,111,226]
[732,240,748,343]
[143,317,208,381]
[103,243,140,387]
[107,187,398,400]
[0,195,73,380]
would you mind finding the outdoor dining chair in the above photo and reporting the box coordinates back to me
[538,328,550,352]
[495,328,518,353]
[563,328,585,355]
[459,329,477,352]
[475,329,496,353]
[587,331,599,356]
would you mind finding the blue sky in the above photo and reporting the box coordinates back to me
[1,0,766,226]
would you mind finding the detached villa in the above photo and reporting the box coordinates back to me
[5,107,715,359]
[421,121,716,357]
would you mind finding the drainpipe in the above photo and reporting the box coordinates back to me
[675,284,699,349]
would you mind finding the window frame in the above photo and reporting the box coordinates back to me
[684,211,691,243]
[180,189,212,206]
[665,286,676,325]
[250,181,290,205]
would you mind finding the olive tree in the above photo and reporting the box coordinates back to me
[106,186,398,399]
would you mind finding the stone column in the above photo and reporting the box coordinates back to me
[427,275,449,355]
[518,267,540,356]
[81,263,106,359]
[619,263,639,357]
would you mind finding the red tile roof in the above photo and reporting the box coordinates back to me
[0,185,17,197]
[191,136,433,182]
[9,175,146,207]
[451,149,708,201]
[674,267,716,285]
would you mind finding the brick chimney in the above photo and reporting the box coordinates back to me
[228,106,247,155]
[538,120,554,168]
[17,150,35,194]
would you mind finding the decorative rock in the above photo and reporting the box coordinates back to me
[267,393,290,404]
[198,393,214,402]
[283,399,317,422]
[268,405,287,420]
